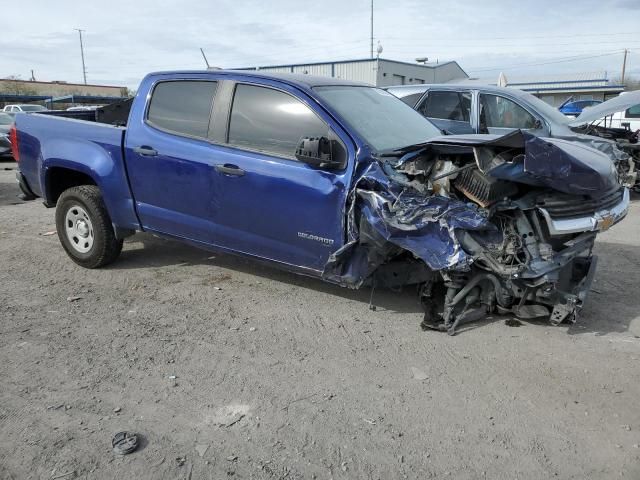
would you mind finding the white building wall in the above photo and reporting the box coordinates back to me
[236,59,467,87]
[432,62,468,83]
[334,61,376,84]
[292,64,333,76]
[252,66,292,73]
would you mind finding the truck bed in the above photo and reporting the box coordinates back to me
[14,112,140,231]
[37,98,133,126]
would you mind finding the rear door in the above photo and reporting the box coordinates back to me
[123,78,221,242]
[207,80,353,272]
[415,90,474,134]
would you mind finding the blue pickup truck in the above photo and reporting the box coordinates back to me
[11,70,629,333]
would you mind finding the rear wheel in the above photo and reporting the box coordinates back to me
[55,185,123,268]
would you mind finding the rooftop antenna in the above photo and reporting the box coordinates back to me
[74,28,87,84]
[200,48,211,69]
[376,41,383,60]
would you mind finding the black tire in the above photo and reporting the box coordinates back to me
[55,185,123,268]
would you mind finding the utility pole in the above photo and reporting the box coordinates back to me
[370,0,374,59]
[621,48,628,85]
[75,28,87,84]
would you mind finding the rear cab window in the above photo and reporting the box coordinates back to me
[146,80,218,138]
[227,83,330,159]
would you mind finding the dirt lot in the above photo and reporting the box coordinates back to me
[1,162,639,479]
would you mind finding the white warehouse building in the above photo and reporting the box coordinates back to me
[235,58,469,87]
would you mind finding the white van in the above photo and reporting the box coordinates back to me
[575,91,640,131]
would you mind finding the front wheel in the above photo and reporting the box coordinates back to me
[55,185,123,268]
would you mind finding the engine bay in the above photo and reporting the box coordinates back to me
[323,131,628,335]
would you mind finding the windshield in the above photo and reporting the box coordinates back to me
[19,105,47,112]
[0,113,12,124]
[314,86,441,152]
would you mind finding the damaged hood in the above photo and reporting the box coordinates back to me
[426,131,619,197]
[569,90,640,126]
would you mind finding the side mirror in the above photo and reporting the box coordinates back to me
[295,136,344,169]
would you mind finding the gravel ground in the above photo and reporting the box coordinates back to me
[1,162,639,479]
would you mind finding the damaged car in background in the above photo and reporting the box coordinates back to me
[387,85,640,192]
[568,91,640,191]
[11,70,629,335]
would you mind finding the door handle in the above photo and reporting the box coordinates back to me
[215,164,245,176]
[132,146,158,156]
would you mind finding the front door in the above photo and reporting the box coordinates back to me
[208,81,352,272]
[478,93,544,136]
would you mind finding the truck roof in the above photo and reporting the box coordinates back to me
[147,70,368,90]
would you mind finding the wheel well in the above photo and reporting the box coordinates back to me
[46,168,97,204]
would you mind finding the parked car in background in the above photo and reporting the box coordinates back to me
[0,112,14,157]
[3,104,48,114]
[558,98,602,118]
[386,84,640,191]
[606,103,640,131]
[386,83,591,136]
[10,70,630,333]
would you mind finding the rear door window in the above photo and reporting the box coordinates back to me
[479,94,537,129]
[418,91,471,122]
[228,83,329,159]
[397,92,423,107]
[147,80,218,138]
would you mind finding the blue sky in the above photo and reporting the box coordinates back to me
[2,0,638,87]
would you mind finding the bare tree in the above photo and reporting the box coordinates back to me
[611,75,640,91]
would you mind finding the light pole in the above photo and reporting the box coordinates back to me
[75,28,87,84]
[370,0,374,59]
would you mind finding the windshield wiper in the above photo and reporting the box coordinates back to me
[379,130,450,157]
[379,142,430,157]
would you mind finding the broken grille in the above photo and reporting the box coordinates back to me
[537,186,624,219]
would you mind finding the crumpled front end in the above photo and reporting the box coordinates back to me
[324,131,629,334]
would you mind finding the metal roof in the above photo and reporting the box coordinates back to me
[0,94,54,102]
[1,93,128,104]
[0,78,124,89]
[450,71,625,93]
[235,58,468,78]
